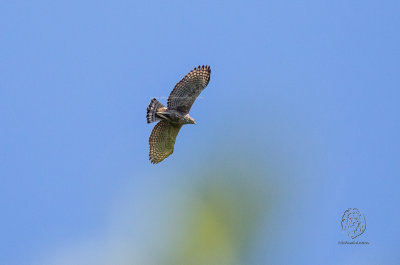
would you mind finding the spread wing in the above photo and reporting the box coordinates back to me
[149,120,182,164]
[167,65,211,114]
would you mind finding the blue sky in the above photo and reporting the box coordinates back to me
[1,1,399,264]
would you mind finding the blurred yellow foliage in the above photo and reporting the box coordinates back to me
[165,166,274,265]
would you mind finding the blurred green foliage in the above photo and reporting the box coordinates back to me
[163,163,277,265]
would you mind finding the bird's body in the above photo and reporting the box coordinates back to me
[146,65,211,164]
[156,109,195,125]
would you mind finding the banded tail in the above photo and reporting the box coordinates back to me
[147,98,165,123]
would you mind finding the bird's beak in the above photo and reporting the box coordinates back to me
[193,120,197,125]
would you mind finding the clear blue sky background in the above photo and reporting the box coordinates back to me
[1,1,399,264]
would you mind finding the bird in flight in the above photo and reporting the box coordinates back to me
[146,65,211,164]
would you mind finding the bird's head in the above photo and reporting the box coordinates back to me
[184,114,196,125]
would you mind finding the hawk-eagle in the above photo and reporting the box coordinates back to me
[146,65,211,164]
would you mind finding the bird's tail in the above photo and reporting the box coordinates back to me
[147,98,165,123]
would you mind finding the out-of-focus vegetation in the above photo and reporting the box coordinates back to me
[157,159,280,265]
